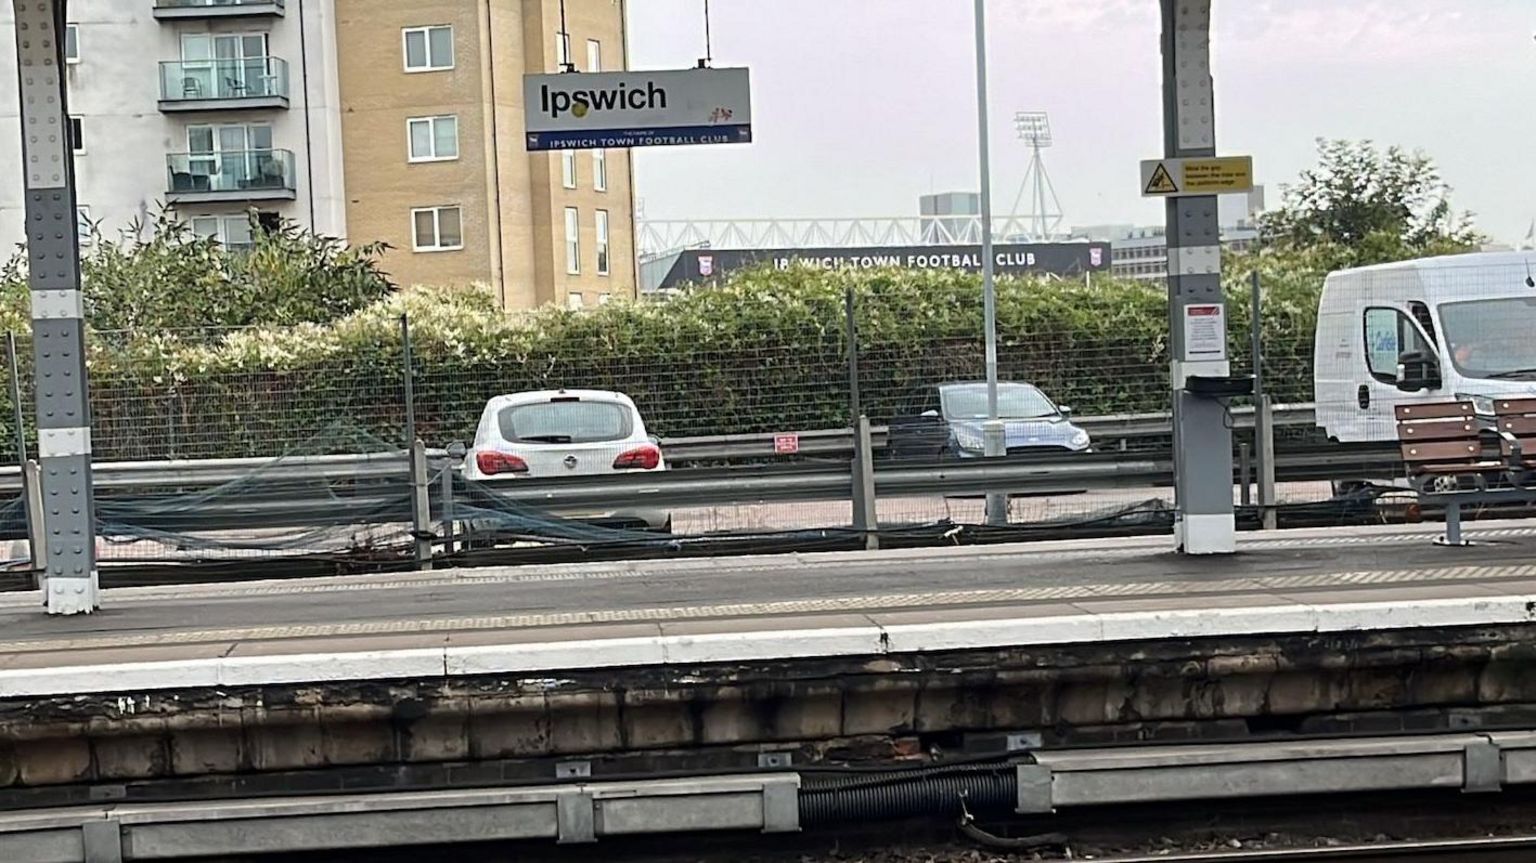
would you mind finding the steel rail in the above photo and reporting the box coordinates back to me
[0,405,1320,493]
[0,444,1400,538]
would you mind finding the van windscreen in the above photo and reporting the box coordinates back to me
[1440,298,1536,380]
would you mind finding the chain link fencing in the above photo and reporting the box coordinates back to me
[2,258,1532,570]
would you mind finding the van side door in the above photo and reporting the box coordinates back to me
[1360,305,1438,438]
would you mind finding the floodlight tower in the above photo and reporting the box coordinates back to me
[1010,111,1064,240]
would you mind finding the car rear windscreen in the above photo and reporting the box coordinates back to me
[498,400,634,443]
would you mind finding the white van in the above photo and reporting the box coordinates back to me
[1314,251,1536,443]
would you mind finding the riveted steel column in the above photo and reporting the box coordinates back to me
[13,0,99,613]
[1162,0,1234,554]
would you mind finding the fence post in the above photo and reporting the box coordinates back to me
[1238,440,1251,507]
[24,459,44,585]
[852,415,878,550]
[7,334,40,581]
[5,334,30,565]
[6,333,25,466]
[440,455,456,558]
[845,285,860,424]
[410,438,433,571]
[401,314,417,451]
[1250,271,1277,530]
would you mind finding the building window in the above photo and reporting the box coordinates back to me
[64,24,79,63]
[598,293,612,305]
[407,115,458,162]
[187,122,273,154]
[567,292,583,310]
[68,116,83,154]
[75,206,91,246]
[561,149,576,189]
[592,148,607,192]
[595,210,610,276]
[586,39,601,72]
[403,25,453,72]
[178,33,273,99]
[184,123,273,188]
[564,206,580,274]
[555,30,571,69]
[412,206,463,252]
[192,215,256,251]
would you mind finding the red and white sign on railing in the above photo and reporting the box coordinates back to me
[773,433,800,455]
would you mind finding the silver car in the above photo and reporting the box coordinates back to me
[463,389,671,531]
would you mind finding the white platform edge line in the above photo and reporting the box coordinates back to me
[1,595,1533,699]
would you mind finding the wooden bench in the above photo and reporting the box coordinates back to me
[1395,401,1536,545]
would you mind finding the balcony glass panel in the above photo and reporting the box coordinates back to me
[166,149,296,195]
[159,57,289,102]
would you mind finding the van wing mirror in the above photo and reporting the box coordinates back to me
[1395,351,1442,393]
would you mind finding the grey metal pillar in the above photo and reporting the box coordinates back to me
[14,0,98,613]
[1162,0,1234,554]
[972,0,1007,526]
[851,415,878,550]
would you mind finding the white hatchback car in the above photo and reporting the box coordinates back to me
[463,389,671,531]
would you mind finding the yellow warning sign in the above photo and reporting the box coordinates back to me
[1182,157,1253,194]
[1140,155,1254,198]
[1144,162,1179,195]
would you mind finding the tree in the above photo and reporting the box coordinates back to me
[0,211,395,335]
[1258,139,1483,267]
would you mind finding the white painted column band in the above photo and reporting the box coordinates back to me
[1167,245,1221,277]
[30,288,84,320]
[37,425,89,458]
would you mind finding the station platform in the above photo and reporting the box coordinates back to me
[3,520,1535,699]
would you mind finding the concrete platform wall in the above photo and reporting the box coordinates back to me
[5,624,1536,798]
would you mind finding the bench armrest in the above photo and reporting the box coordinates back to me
[1498,430,1525,469]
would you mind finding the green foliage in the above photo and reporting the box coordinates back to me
[0,264,1328,461]
[0,211,394,335]
[1258,139,1483,268]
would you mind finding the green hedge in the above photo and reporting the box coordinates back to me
[0,260,1326,461]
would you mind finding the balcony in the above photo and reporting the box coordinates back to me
[158,58,289,111]
[153,0,284,20]
[166,149,297,203]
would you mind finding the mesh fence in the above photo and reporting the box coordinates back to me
[412,317,853,447]
[1,257,1533,569]
[0,312,1309,463]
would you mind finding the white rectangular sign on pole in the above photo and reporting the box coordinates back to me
[1183,304,1227,360]
[523,67,752,151]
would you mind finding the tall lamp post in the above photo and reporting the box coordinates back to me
[972,0,1006,526]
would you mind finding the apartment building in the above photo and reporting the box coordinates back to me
[0,0,347,252]
[0,0,637,310]
[333,0,635,309]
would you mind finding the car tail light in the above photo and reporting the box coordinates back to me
[476,451,529,476]
[612,445,661,470]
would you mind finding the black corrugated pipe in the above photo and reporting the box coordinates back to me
[798,764,1017,827]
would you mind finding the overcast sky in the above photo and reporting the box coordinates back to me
[627,0,1536,244]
